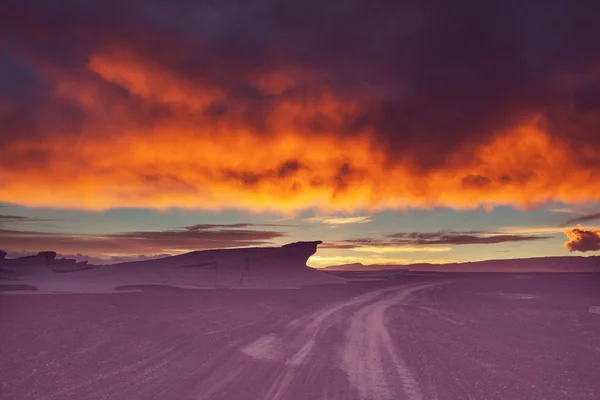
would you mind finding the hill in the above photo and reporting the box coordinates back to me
[324,256,600,272]
[0,241,343,293]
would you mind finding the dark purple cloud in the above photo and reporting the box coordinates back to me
[2,0,600,166]
[0,214,55,223]
[564,227,600,252]
[384,231,549,245]
[563,212,600,226]
[0,221,287,256]
[184,223,295,231]
[326,230,551,249]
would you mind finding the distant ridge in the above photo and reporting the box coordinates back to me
[324,255,600,272]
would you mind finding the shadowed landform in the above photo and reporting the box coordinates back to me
[0,241,345,293]
[2,242,599,294]
[325,256,600,273]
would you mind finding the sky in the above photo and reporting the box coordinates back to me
[1,0,600,267]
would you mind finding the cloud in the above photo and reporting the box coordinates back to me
[483,226,568,236]
[564,226,600,252]
[0,214,55,223]
[350,246,452,254]
[1,1,600,212]
[326,230,551,251]
[563,212,600,226]
[0,224,287,258]
[0,214,32,222]
[548,208,584,214]
[183,223,295,231]
[384,231,550,246]
[304,216,372,225]
[319,243,362,249]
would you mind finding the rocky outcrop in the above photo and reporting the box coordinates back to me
[52,259,90,272]
[0,242,345,291]
[113,241,325,270]
[282,240,323,249]
[37,251,57,261]
[108,241,341,289]
[1,253,55,277]
[0,241,342,291]
[280,241,323,264]
[1,252,92,275]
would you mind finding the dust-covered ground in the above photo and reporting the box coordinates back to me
[1,273,599,400]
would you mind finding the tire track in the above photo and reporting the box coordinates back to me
[236,282,441,400]
[341,283,437,400]
[135,283,443,400]
[240,285,407,400]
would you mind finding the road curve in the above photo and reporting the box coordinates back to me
[210,282,439,400]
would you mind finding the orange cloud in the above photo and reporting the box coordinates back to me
[564,226,600,252]
[1,49,599,213]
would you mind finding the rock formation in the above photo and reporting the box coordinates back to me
[0,242,343,291]
[37,251,57,261]
[1,252,92,274]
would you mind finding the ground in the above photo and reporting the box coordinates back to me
[1,273,599,400]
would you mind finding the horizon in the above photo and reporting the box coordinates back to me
[2,230,600,270]
[1,202,599,268]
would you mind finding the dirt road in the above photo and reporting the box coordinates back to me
[1,274,599,399]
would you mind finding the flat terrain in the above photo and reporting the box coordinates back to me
[1,273,599,400]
